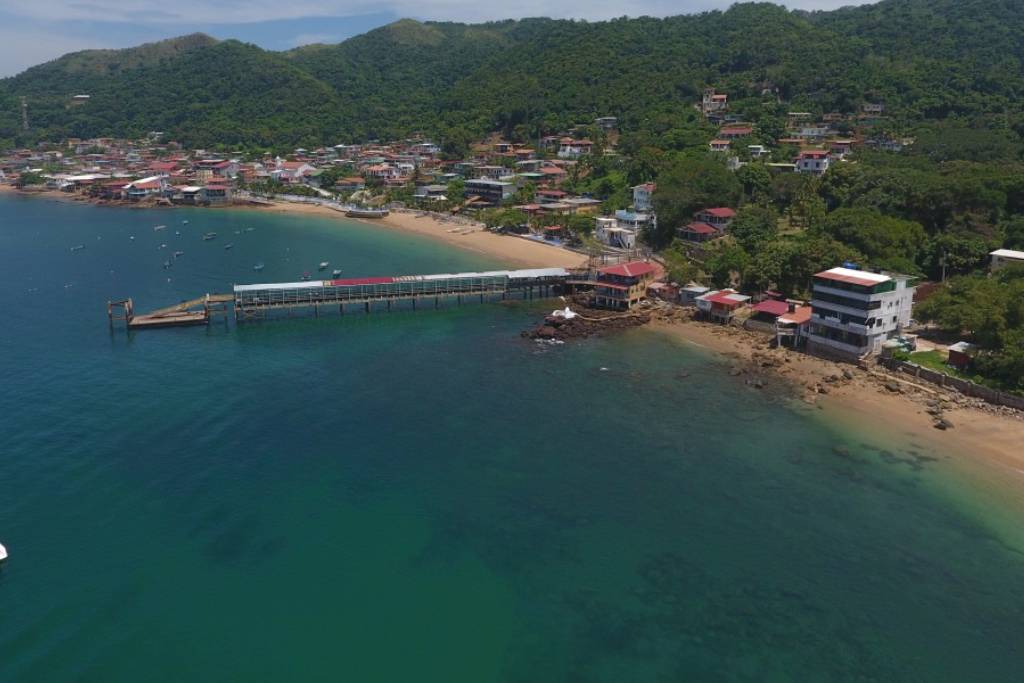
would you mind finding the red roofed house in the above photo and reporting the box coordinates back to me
[124,175,168,201]
[695,289,751,323]
[594,261,659,310]
[694,207,736,233]
[709,139,731,153]
[679,221,718,242]
[719,126,753,139]
[796,150,830,175]
[775,305,812,347]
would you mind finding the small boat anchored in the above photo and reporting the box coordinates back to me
[301,271,311,281]
[224,243,234,250]
[0,542,7,563]
[253,262,265,272]
[154,225,167,231]
[70,244,85,252]
[332,269,342,278]
[174,250,184,258]
[202,232,217,241]
[318,261,329,271]
[345,207,389,219]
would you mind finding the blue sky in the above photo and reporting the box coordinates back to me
[0,1,872,78]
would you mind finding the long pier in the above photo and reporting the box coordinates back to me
[110,268,574,329]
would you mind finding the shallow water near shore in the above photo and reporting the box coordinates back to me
[2,194,1023,681]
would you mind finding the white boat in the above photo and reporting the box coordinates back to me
[202,232,217,241]
[0,542,6,563]
[224,243,234,250]
[332,269,342,277]
[154,225,166,231]
[318,261,329,271]
[253,262,265,272]
[70,244,85,252]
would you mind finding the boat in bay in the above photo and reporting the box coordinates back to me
[332,269,342,278]
[253,262,265,272]
[202,232,217,241]
[318,261,329,271]
[345,207,389,219]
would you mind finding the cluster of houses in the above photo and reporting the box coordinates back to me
[700,88,913,175]
[587,257,918,363]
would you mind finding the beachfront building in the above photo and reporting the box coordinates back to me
[593,261,658,310]
[807,267,916,360]
[990,248,1024,271]
[464,178,515,207]
[695,289,751,323]
[775,305,812,348]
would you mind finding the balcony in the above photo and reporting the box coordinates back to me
[811,313,868,334]
[806,333,868,357]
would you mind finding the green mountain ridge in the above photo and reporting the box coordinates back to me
[1,0,1022,149]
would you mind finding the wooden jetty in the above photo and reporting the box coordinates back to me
[108,293,233,329]
[110,268,573,329]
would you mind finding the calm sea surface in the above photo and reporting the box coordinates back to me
[1,194,1022,682]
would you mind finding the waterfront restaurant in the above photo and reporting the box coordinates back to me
[593,261,658,310]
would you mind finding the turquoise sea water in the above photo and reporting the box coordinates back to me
[1,194,1023,682]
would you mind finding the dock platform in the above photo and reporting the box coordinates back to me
[110,268,575,329]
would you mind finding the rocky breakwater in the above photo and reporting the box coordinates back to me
[523,305,652,341]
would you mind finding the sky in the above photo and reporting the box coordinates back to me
[0,1,873,78]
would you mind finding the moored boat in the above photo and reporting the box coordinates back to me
[0,542,7,563]
[332,269,342,277]
[202,232,217,241]
[253,262,265,272]
[224,243,234,250]
[318,261,329,271]
[345,207,390,219]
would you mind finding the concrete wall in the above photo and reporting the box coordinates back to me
[880,358,1024,410]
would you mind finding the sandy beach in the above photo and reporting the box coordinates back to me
[0,187,588,269]
[250,199,588,269]
[648,317,1024,503]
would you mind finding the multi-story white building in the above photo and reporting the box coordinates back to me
[796,150,830,175]
[632,183,655,212]
[807,267,916,360]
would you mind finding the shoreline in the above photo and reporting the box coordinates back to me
[245,198,589,269]
[646,316,1024,510]
[0,185,589,269]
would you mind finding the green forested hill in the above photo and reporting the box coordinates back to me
[1,0,1022,149]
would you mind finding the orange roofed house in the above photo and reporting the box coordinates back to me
[594,261,659,310]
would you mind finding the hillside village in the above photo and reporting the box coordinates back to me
[3,88,1023,401]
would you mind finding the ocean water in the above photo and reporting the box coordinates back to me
[1,194,1023,682]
